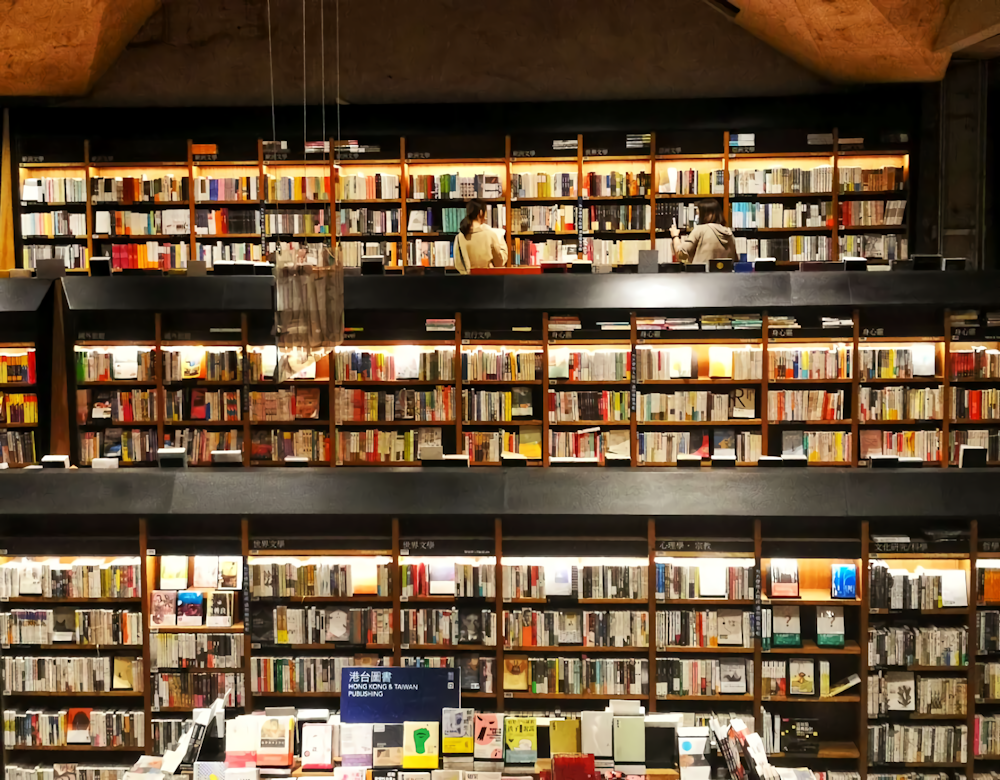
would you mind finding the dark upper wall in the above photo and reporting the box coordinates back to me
[66,0,833,107]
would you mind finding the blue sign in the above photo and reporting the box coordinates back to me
[340,667,460,723]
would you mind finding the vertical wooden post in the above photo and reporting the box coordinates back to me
[494,517,505,712]
[968,518,978,779]
[0,109,14,271]
[761,312,770,458]
[84,140,93,267]
[852,308,861,467]
[647,518,657,712]
[241,312,251,466]
[187,140,196,271]
[858,519,870,780]
[392,517,402,667]
[455,311,463,457]
[577,134,584,260]
[50,280,70,456]
[753,517,763,728]
[832,128,840,263]
[139,517,153,750]
[242,517,254,712]
[631,312,638,466]
[400,138,409,271]
[649,133,657,250]
[723,131,732,229]
[504,136,512,266]
[154,312,165,450]
[542,312,550,466]
[943,309,953,467]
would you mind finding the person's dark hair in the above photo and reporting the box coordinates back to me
[697,198,726,227]
[460,199,488,238]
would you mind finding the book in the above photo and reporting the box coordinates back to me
[828,673,861,697]
[207,591,235,627]
[816,606,845,648]
[708,347,733,378]
[719,660,748,694]
[503,717,537,764]
[717,609,744,646]
[504,655,528,690]
[296,388,321,419]
[712,428,736,458]
[473,714,503,760]
[176,590,205,626]
[67,708,92,744]
[113,657,135,690]
[341,723,374,768]
[326,608,351,642]
[548,719,580,754]
[301,723,334,771]
[53,766,77,780]
[52,606,76,642]
[613,716,645,769]
[373,724,404,768]
[403,722,439,769]
[193,557,220,588]
[769,559,800,598]
[831,564,857,599]
[219,556,242,589]
[160,556,189,590]
[886,671,916,711]
[581,711,612,759]
[442,708,474,755]
[151,590,178,626]
[459,655,481,691]
[459,609,484,644]
[772,606,801,647]
[789,658,815,696]
[257,716,294,767]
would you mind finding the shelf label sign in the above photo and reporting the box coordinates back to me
[341,666,459,723]
[576,195,584,248]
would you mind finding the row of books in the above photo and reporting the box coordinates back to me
[952,348,1000,379]
[582,238,666,267]
[20,212,87,237]
[655,202,699,230]
[860,346,937,379]
[840,233,909,261]
[102,241,191,270]
[658,167,725,195]
[840,200,907,227]
[247,388,322,421]
[867,722,967,764]
[635,346,763,381]
[840,166,905,192]
[400,608,496,646]
[0,430,35,465]
[548,390,629,422]
[868,625,968,667]
[336,174,401,201]
[980,573,1000,605]
[462,350,541,382]
[512,172,577,198]
[150,591,236,628]
[731,202,832,229]
[584,172,650,198]
[91,176,187,204]
[656,609,753,649]
[197,241,258,264]
[79,429,157,464]
[152,671,244,709]
[21,244,87,270]
[769,346,853,380]
[977,663,1000,700]
[463,430,522,463]
[193,208,258,235]
[265,210,330,235]
[462,388,532,422]
[93,210,189,236]
[252,606,392,646]
[502,609,648,648]
[4,765,128,780]
[869,563,968,610]
[80,389,157,423]
[408,174,502,201]
[0,560,140,599]
[950,429,1000,462]
[548,349,629,381]
[159,554,244,594]
[517,656,649,695]
[584,204,652,231]
[163,349,241,383]
[2,709,145,748]
[335,349,456,382]
[730,167,833,195]
[1,656,144,693]
[337,208,400,235]
[399,563,496,599]
[762,658,848,697]
[266,176,329,202]
[637,389,755,422]
[861,387,944,421]
[868,672,967,716]
[337,428,441,463]
[194,177,256,202]
[249,657,357,693]
[150,632,245,669]
[767,389,846,421]
[165,389,241,421]
[401,654,495,692]
[952,388,1000,420]
[74,349,154,383]
[511,236,576,265]
[860,429,943,461]
[406,239,454,267]
[548,428,629,461]
[21,177,87,204]
[163,428,243,465]
[975,713,1000,757]
[656,561,755,600]
[656,657,751,697]
[736,235,834,263]
[978,611,1000,652]
[510,205,575,233]
[248,560,391,598]
[761,605,851,650]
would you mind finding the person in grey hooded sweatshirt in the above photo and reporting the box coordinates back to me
[669,198,739,265]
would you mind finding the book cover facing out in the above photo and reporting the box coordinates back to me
[473,714,503,759]
[442,708,474,755]
[769,559,800,598]
[831,564,857,599]
[816,606,845,647]
[403,722,439,769]
[772,606,801,647]
[373,723,404,767]
[504,718,537,764]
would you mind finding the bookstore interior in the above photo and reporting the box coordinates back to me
[2,111,1000,780]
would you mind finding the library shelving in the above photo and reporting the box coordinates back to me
[13,129,911,273]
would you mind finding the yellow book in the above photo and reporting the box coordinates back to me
[549,719,581,754]
[708,347,734,379]
[403,721,439,768]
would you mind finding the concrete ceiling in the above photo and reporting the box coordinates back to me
[1,0,999,105]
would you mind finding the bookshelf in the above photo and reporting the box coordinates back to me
[14,130,911,273]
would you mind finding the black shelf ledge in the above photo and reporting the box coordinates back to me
[58,272,1000,314]
[0,279,53,313]
[0,469,995,519]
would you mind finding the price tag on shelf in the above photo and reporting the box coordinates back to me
[0,549,8,555]
[401,644,410,650]
[869,608,879,615]
[400,595,408,602]
[3,690,10,697]
[150,628,158,635]
[400,549,409,556]
[251,643,261,650]
[0,644,8,650]
[146,549,156,557]
[152,704,159,712]
[0,596,8,602]
[504,692,513,699]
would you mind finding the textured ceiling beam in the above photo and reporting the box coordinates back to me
[935,0,1000,51]
[0,0,162,97]
[730,0,953,83]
